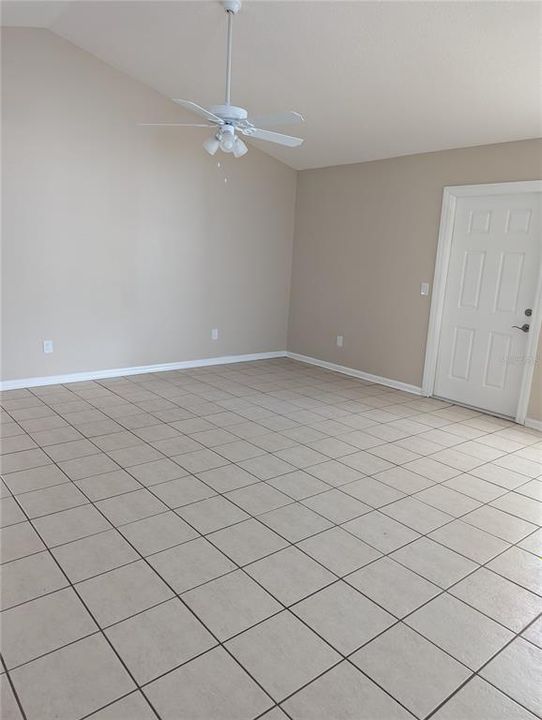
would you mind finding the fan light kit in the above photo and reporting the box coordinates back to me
[140,0,304,158]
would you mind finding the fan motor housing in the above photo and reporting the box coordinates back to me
[209,104,248,122]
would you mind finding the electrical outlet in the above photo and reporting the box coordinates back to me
[420,282,430,296]
[336,335,344,348]
[43,340,54,354]
[211,328,219,341]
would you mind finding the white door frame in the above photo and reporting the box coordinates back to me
[422,180,542,424]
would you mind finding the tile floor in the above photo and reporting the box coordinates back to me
[0,358,541,720]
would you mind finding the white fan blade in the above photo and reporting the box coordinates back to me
[171,99,224,124]
[247,111,304,128]
[139,123,214,127]
[242,128,303,147]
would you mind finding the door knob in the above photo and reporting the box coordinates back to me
[512,324,530,333]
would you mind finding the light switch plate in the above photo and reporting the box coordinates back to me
[336,335,344,348]
[420,282,430,296]
[43,340,54,354]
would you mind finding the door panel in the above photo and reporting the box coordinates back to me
[434,192,541,417]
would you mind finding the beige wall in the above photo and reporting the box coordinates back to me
[1,29,296,381]
[288,139,542,420]
[528,334,542,421]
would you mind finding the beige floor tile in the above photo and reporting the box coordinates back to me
[0,674,24,720]
[75,468,141,500]
[208,518,288,565]
[2,587,97,668]
[259,503,332,542]
[299,527,381,576]
[343,510,420,553]
[119,511,198,555]
[58,454,119,480]
[150,436,202,457]
[151,475,216,508]
[293,581,394,654]
[176,495,249,534]
[481,639,541,717]
[127,458,188,486]
[148,537,236,593]
[431,677,536,720]
[490,492,542,525]
[302,489,371,523]
[429,520,510,563]
[197,464,257,492]
[239,454,296,480]
[226,483,292,516]
[145,646,272,720]
[16,482,88,519]
[341,476,405,508]
[450,567,542,632]
[76,560,173,626]
[0,449,51,474]
[406,593,513,669]
[34,504,110,547]
[283,661,412,720]
[1,551,68,610]
[53,529,138,582]
[373,466,434,494]
[522,616,542,649]
[444,473,507,502]
[487,546,542,594]
[352,624,470,717]
[305,459,363,486]
[340,451,393,475]
[470,463,530,490]
[3,465,68,495]
[183,570,281,640]
[266,470,330,500]
[0,497,27,528]
[0,521,44,564]
[381,497,453,534]
[414,485,481,517]
[462,505,537,543]
[246,546,335,605]
[403,457,460,482]
[10,634,135,720]
[347,557,440,618]
[105,597,215,683]
[96,488,167,526]
[391,537,477,588]
[226,611,340,701]
[89,692,156,720]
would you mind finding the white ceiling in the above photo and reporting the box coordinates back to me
[2,1,541,170]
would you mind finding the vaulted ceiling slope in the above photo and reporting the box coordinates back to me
[2,1,541,170]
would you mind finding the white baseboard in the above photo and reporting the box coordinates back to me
[525,417,542,432]
[286,352,423,396]
[0,351,287,391]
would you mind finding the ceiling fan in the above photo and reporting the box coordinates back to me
[140,0,304,158]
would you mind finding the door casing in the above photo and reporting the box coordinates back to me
[422,180,542,425]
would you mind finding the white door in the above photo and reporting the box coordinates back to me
[434,191,541,417]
